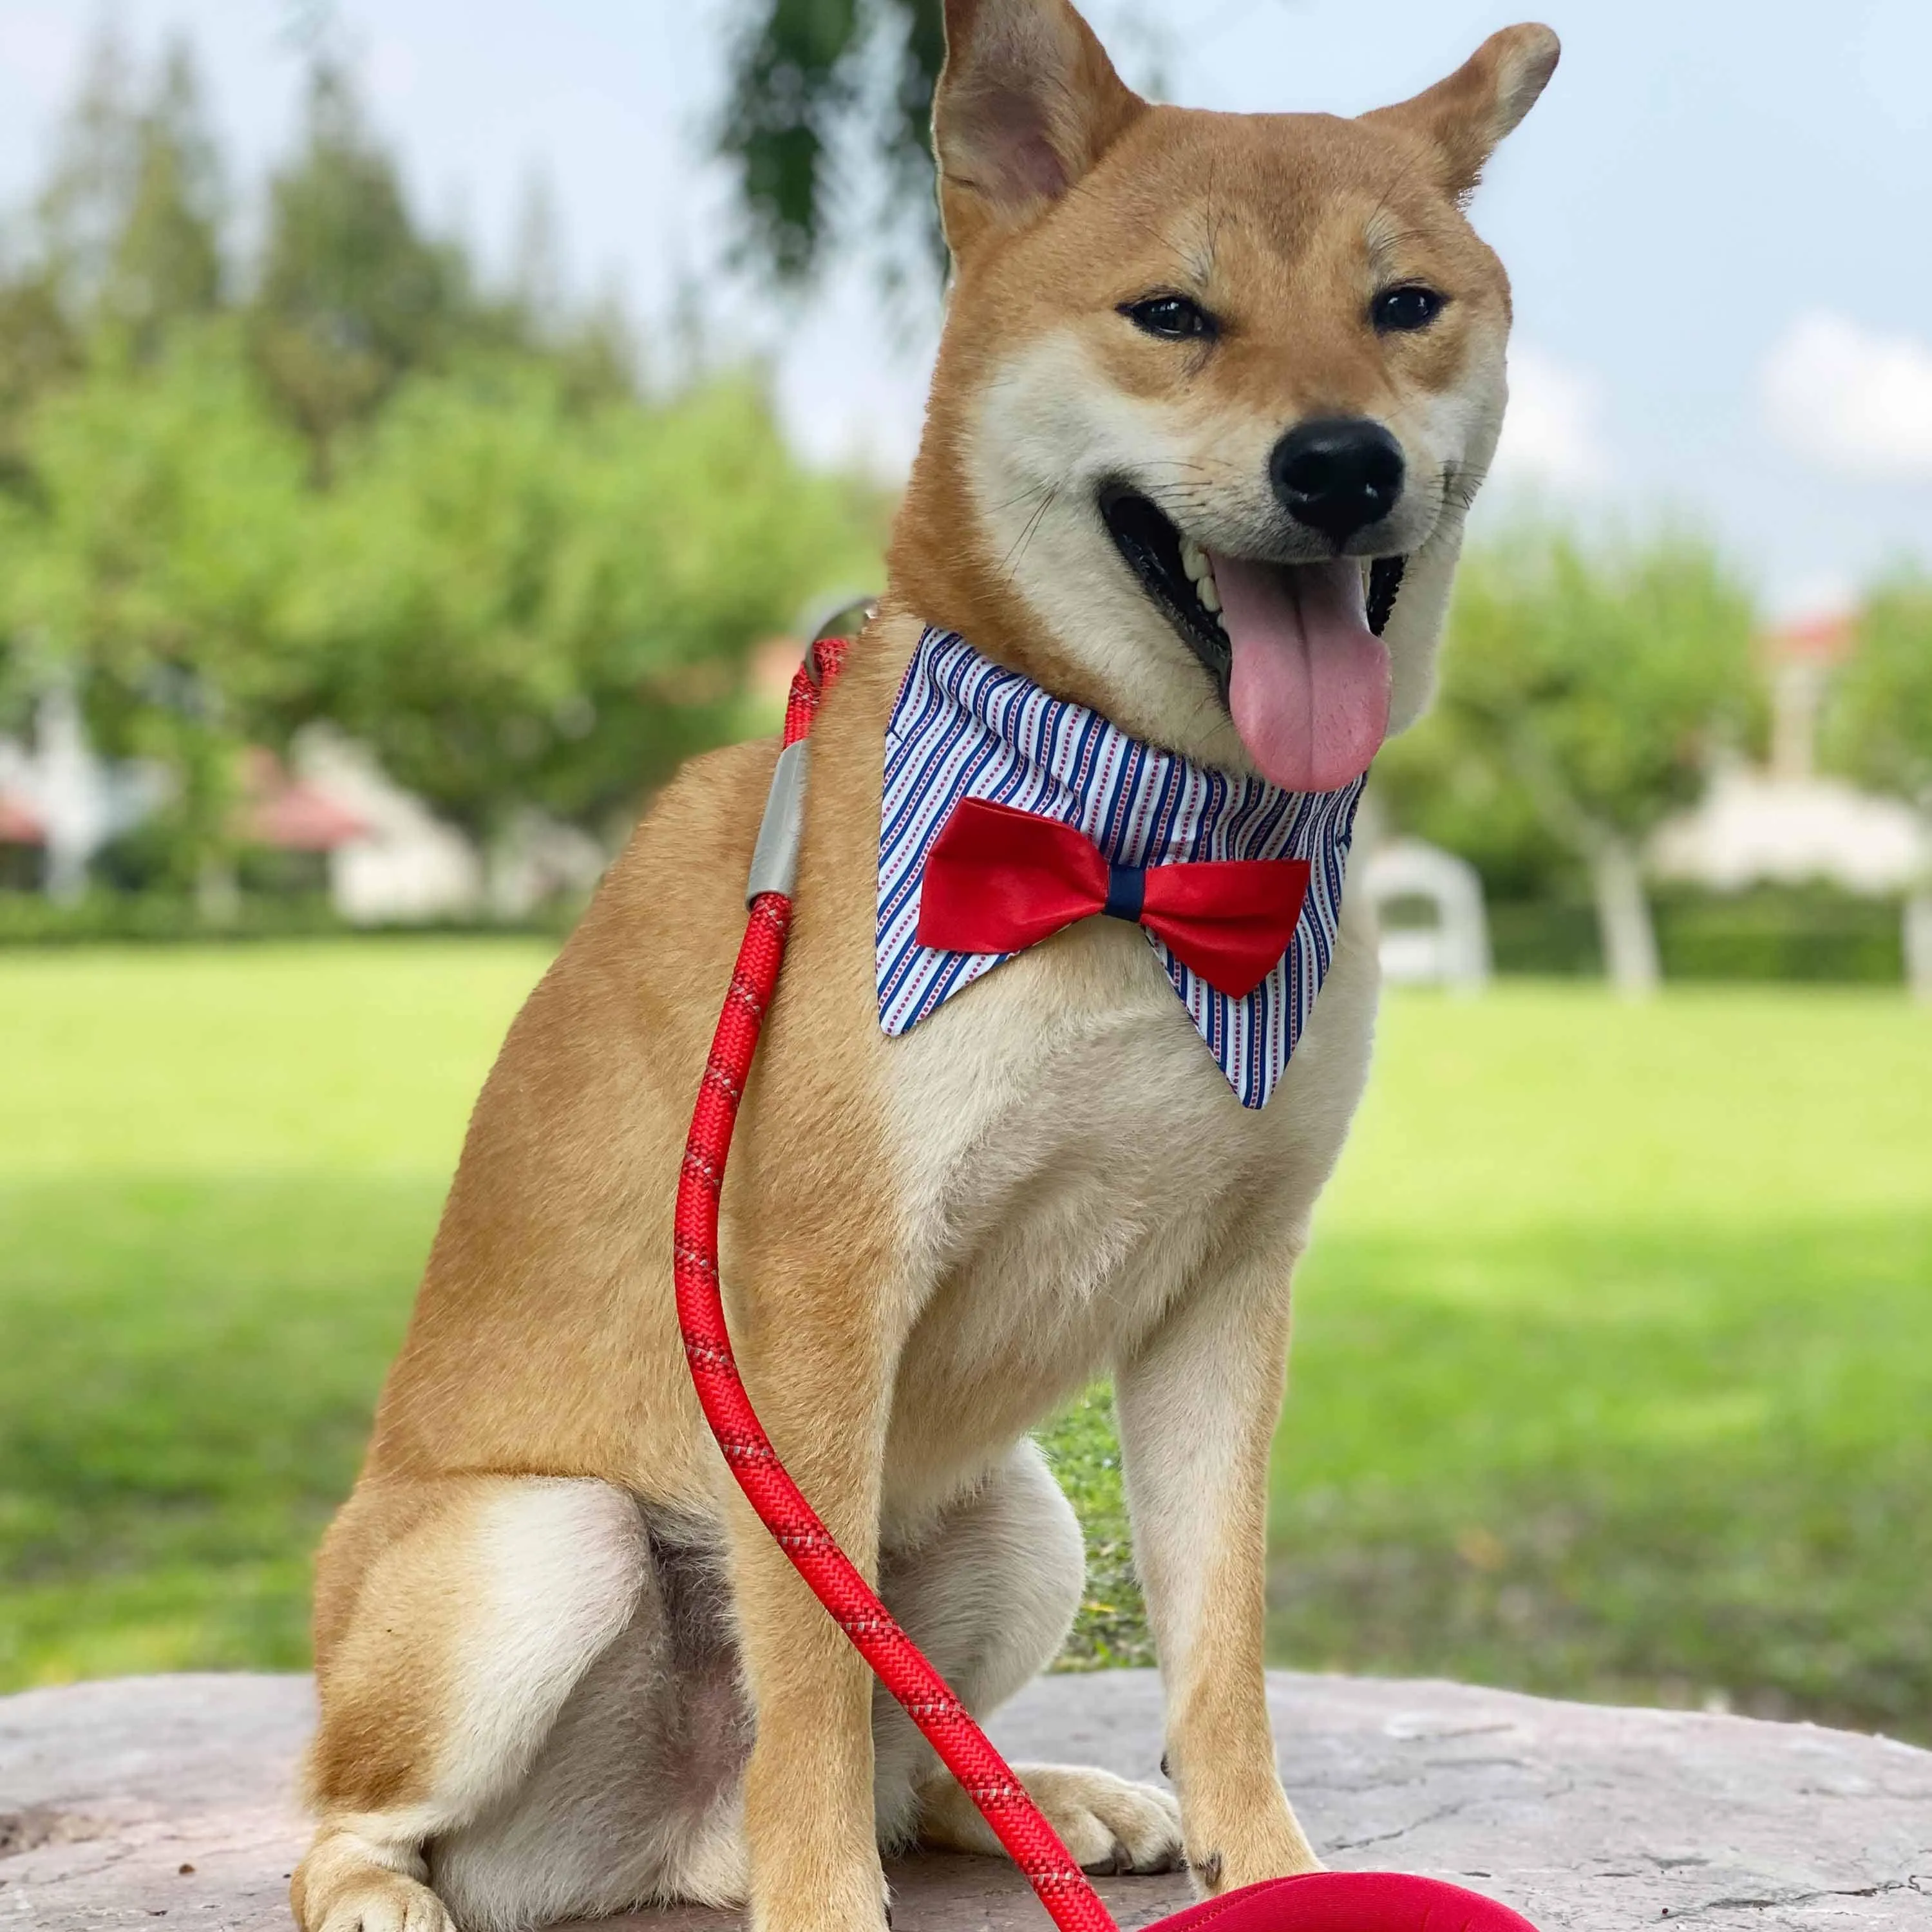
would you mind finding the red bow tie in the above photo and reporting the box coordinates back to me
[914,797,1311,999]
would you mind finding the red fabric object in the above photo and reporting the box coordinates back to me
[236,748,369,851]
[0,791,44,845]
[243,781,369,851]
[915,797,1311,999]
[675,638,1543,1932]
[1148,1873,1540,1932]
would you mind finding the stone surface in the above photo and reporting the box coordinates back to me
[1,1671,1927,1931]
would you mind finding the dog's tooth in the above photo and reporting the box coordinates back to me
[1197,567,1222,614]
[1180,536,1206,583]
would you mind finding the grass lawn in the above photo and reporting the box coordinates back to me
[1,946,1927,1741]
[0,943,550,1685]
[1271,990,1931,1738]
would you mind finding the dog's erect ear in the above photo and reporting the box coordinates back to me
[1361,24,1559,200]
[933,0,1146,261]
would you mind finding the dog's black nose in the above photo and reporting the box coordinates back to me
[1270,418,1405,546]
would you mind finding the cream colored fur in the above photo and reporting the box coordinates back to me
[292,3,1555,1927]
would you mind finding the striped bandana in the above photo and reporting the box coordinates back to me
[876,626,1366,1109]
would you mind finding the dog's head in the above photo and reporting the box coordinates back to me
[889,0,1557,791]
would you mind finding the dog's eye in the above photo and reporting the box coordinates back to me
[1120,295,1217,342]
[1372,285,1446,334]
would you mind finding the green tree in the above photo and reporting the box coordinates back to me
[0,21,887,911]
[1825,572,1932,999]
[0,26,223,476]
[104,41,227,351]
[716,1,1175,289]
[500,173,640,412]
[0,325,309,899]
[282,362,884,843]
[0,271,81,478]
[34,28,225,351]
[1379,525,1758,994]
[1826,572,1932,811]
[249,59,464,478]
[717,0,948,286]
[30,24,140,321]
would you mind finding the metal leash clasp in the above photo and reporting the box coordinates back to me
[745,597,877,907]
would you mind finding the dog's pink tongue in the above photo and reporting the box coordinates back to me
[1210,553,1391,791]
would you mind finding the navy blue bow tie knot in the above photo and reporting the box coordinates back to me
[1102,862,1146,923]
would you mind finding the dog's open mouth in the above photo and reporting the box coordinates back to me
[1100,488,1405,792]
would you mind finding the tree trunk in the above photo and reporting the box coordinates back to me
[1906,889,1932,1005]
[196,854,240,926]
[1588,835,1660,998]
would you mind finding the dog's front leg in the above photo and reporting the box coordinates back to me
[726,1247,905,1932]
[1115,1250,1319,1892]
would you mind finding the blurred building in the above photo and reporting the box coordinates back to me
[1768,613,1850,785]
[0,687,164,901]
[482,806,608,921]
[237,746,371,886]
[1651,613,1930,998]
[285,728,484,924]
[0,699,493,923]
[1652,614,1927,897]
[1651,759,1926,896]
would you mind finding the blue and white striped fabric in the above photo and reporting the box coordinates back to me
[876,626,1366,1110]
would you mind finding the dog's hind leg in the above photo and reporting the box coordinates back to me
[292,1475,647,1932]
[877,1438,1184,1875]
[430,1526,753,1929]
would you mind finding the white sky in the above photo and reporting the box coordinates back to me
[2,0,1929,617]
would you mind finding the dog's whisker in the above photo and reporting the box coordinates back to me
[1000,485,1061,581]
[987,481,1060,516]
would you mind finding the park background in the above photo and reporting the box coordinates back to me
[1,0,1927,1749]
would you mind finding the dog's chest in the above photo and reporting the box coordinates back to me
[881,908,1378,1446]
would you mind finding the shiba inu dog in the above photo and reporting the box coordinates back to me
[291,3,1557,1928]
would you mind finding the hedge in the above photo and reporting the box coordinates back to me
[1488,886,1908,983]
[0,884,1913,984]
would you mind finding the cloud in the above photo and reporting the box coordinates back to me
[1761,310,1932,479]
[1490,346,1609,492]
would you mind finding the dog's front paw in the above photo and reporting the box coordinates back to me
[1184,1824,1322,1895]
[750,1861,892,1932]
[920,1763,1184,1875]
[304,1875,453,1932]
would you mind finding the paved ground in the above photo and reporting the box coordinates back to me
[1,1671,1927,1931]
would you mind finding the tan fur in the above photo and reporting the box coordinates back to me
[294,5,1555,1928]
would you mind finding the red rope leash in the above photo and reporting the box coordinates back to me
[672,639,1117,1932]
